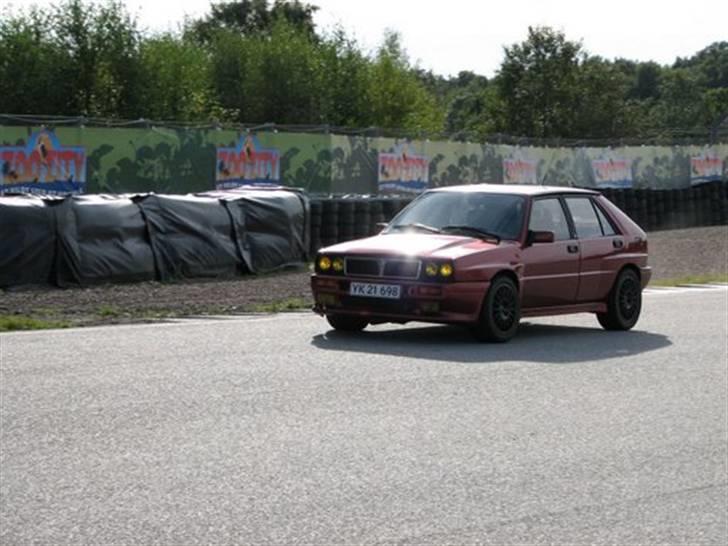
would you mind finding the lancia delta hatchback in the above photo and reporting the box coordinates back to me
[311,184,650,342]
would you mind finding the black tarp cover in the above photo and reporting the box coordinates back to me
[137,194,244,280]
[0,188,309,288]
[0,195,56,287]
[203,187,310,273]
[56,195,157,286]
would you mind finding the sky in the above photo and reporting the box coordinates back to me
[4,0,727,77]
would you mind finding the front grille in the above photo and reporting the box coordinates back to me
[344,257,421,279]
[345,258,381,276]
[384,260,420,278]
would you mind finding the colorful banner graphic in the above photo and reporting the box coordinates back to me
[0,125,727,194]
[378,144,429,193]
[215,134,280,189]
[0,130,86,194]
[591,157,633,188]
[690,152,723,185]
[503,157,537,185]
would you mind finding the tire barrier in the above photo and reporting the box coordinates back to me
[306,195,415,255]
[596,182,727,233]
[0,188,310,288]
[353,199,371,239]
[320,199,339,248]
[309,181,727,255]
[309,200,323,254]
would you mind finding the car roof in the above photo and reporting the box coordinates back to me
[429,183,599,197]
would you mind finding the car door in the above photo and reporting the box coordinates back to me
[564,196,624,302]
[520,197,580,308]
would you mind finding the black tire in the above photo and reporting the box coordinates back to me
[597,269,642,331]
[471,276,520,342]
[326,314,368,332]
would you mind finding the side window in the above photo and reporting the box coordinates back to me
[593,202,617,236]
[528,198,571,241]
[565,197,603,238]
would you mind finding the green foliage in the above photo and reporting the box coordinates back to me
[192,0,317,43]
[0,315,70,331]
[138,34,232,121]
[52,0,142,117]
[0,9,69,114]
[366,32,444,134]
[497,26,583,138]
[1,1,726,141]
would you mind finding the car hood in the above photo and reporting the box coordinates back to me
[321,233,501,260]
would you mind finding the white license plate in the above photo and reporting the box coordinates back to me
[349,282,401,299]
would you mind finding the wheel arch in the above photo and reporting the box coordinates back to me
[619,263,641,283]
[490,269,520,291]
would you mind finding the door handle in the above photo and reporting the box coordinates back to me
[567,244,579,254]
[612,238,624,249]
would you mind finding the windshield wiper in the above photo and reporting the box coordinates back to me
[440,225,501,243]
[389,222,442,234]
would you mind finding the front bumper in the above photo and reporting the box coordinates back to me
[310,274,488,324]
[640,266,652,289]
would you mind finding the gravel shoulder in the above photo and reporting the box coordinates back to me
[1,226,726,328]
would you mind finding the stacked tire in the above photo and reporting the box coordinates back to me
[309,200,323,256]
[353,199,372,239]
[320,199,339,248]
[337,199,356,243]
[369,200,385,236]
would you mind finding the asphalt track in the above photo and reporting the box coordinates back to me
[1,286,727,545]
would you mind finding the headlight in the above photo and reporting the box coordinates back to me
[332,257,344,272]
[439,263,453,277]
[425,263,439,277]
[318,256,332,271]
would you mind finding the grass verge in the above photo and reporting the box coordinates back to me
[650,273,728,287]
[0,315,71,332]
[249,297,310,313]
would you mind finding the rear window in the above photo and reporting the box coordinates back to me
[565,197,603,239]
[593,202,617,236]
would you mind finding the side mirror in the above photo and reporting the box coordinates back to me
[526,230,555,246]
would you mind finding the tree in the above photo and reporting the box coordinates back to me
[191,0,317,43]
[651,68,704,130]
[138,34,233,121]
[51,0,142,117]
[497,26,583,138]
[0,9,71,115]
[365,32,444,133]
[675,42,728,89]
[570,56,633,138]
[316,28,372,126]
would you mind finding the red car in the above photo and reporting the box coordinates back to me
[311,184,651,342]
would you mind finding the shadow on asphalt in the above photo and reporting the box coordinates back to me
[310,322,671,364]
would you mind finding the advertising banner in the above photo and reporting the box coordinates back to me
[690,151,723,185]
[503,155,537,185]
[215,134,280,189]
[591,156,633,188]
[0,130,86,194]
[378,143,429,193]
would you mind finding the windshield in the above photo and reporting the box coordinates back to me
[386,191,526,240]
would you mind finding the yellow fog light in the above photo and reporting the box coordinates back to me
[425,263,439,277]
[318,256,332,271]
[439,263,453,277]
[332,257,344,272]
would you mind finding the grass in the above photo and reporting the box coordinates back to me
[249,297,310,313]
[97,305,123,318]
[650,273,728,287]
[0,315,71,332]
